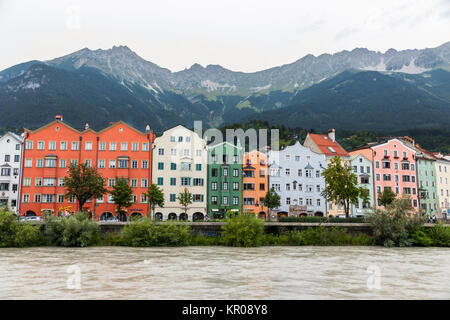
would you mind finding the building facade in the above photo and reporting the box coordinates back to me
[303,129,350,216]
[207,142,243,219]
[0,132,23,214]
[268,141,327,218]
[19,116,155,220]
[242,150,269,219]
[151,125,208,221]
[434,154,450,218]
[413,147,438,215]
[349,153,374,216]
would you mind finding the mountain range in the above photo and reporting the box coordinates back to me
[1,42,450,132]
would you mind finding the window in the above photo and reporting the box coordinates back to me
[193,178,204,186]
[97,159,105,169]
[99,142,106,151]
[37,141,45,150]
[142,160,148,169]
[286,197,291,205]
[120,142,127,151]
[23,194,30,203]
[131,179,137,188]
[58,178,65,187]
[141,194,147,203]
[71,141,79,151]
[233,169,239,177]
[110,142,117,151]
[157,177,163,185]
[85,159,91,168]
[34,194,41,203]
[48,141,56,150]
[58,195,65,203]
[298,169,302,177]
[222,196,228,205]
[42,194,55,203]
[170,136,176,142]
[109,160,116,168]
[233,197,239,205]
[142,143,149,151]
[402,163,410,170]
[196,164,202,171]
[85,142,93,150]
[45,158,56,168]
[158,148,164,155]
[181,162,191,171]
[383,174,391,181]
[26,141,33,150]
[170,178,176,186]
[43,178,56,186]
[211,196,218,205]
[382,161,390,169]
[317,199,321,206]
[233,182,239,190]
[170,194,176,202]
[181,177,191,186]
[1,168,10,176]
[260,183,265,191]
[196,149,202,157]
[211,168,218,177]
[118,159,128,168]
[141,179,148,188]
[171,148,177,156]
[375,161,380,168]
[285,168,290,176]
[178,136,183,142]
[183,149,190,156]
[23,178,31,187]
[223,182,228,190]
[211,182,217,191]
[223,168,228,177]
[71,159,77,166]
[305,169,312,177]
[132,142,138,151]
[108,179,115,187]
[36,159,43,168]
[158,162,164,170]
[131,160,138,169]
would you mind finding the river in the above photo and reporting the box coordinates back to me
[0,246,449,299]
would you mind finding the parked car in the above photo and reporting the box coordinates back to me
[21,216,42,222]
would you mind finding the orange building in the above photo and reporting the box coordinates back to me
[18,115,155,221]
[242,150,269,219]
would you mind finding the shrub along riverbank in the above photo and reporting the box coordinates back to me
[1,203,449,248]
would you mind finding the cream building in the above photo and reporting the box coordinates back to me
[434,154,450,218]
[152,125,208,221]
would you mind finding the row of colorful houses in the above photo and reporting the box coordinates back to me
[1,115,450,221]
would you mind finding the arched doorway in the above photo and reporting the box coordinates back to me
[193,212,204,222]
[299,213,307,217]
[168,213,177,220]
[154,212,163,221]
[25,210,36,217]
[258,212,266,219]
[179,213,188,221]
[117,212,127,222]
[100,212,114,221]
[130,212,143,220]
[314,211,324,217]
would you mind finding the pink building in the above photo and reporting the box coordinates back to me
[350,138,419,210]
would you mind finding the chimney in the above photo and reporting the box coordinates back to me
[109,122,115,126]
[328,128,335,142]
[85,123,89,130]
[55,115,63,121]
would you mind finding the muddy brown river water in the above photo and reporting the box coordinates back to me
[0,246,449,299]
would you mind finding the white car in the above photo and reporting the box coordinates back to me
[22,216,42,222]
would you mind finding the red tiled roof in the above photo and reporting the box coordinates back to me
[307,133,349,157]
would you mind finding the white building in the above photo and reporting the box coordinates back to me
[152,125,208,221]
[0,132,23,214]
[434,153,450,218]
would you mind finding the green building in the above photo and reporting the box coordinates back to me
[415,148,438,215]
[207,142,243,219]
[350,153,375,217]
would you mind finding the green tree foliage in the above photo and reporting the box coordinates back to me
[44,212,100,247]
[221,214,265,247]
[120,219,191,247]
[109,177,133,213]
[147,183,165,218]
[0,207,43,247]
[378,188,397,207]
[177,188,193,215]
[366,196,424,247]
[64,163,107,212]
[264,187,281,217]
[321,157,369,218]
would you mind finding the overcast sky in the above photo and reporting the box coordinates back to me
[1,0,449,72]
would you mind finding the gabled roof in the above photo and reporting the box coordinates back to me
[0,132,23,143]
[306,133,349,157]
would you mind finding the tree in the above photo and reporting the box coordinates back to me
[321,156,369,218]
[147,183,164,219]
[263,187,281,220]
[64,163,107,212]
[378,188,397,207]
[109,177,133,214]
[177,188,193,216]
